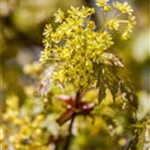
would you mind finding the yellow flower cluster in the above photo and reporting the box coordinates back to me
[107,19,120,30]
[121,16,136,40]
[40,2,136,91]
[1,95,50,150]
[113,2,136,40]
[96,0,111,12]
[99,1,136,40]
[113,2,133,16]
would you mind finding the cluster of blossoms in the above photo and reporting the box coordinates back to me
[96,0,111,12]
[40,1,136,91]
[1,95,49,150]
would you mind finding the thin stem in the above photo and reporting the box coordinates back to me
[119,20,128,23]
[62,114,75,150]
[62,91,81,150]
[84,0,101,30]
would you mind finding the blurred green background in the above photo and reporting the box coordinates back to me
[0,0,149,150]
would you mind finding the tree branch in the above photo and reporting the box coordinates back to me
[62,114,75,150]
[62,91,81,150]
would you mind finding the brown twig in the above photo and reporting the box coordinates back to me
[62,114,75,150]
[62,91,81,150]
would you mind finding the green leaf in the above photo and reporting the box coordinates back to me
[96,65,107,103]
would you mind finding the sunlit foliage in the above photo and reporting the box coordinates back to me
[0,0,149,150]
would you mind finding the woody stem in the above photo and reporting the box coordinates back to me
[62,91,81,150]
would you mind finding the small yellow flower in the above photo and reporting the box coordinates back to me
[54,9,65,23]
[107,19,120,30]
[122,31,130,40]
[113,2,133,16]
[96,0,109,7]
[96,0,111,12]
